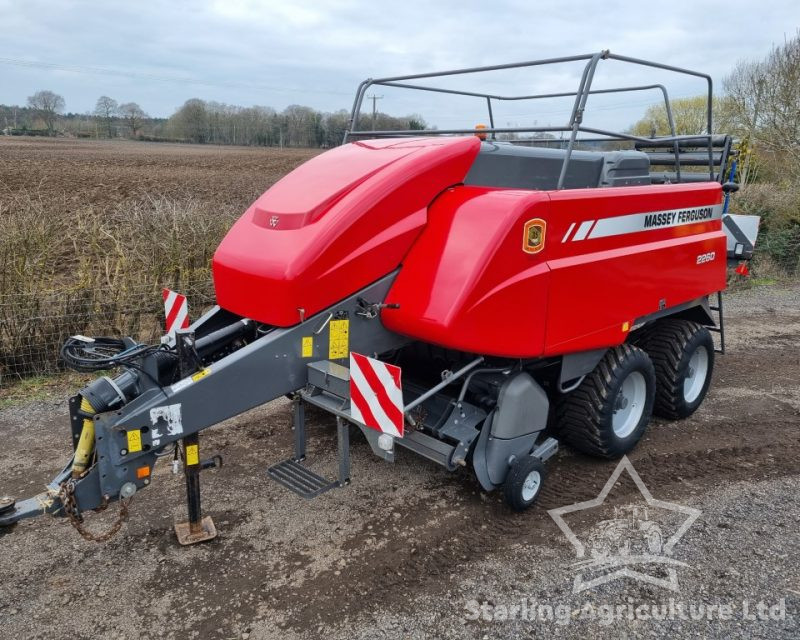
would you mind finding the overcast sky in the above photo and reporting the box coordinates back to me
[1,0,798,131]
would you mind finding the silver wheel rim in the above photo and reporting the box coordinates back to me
[612,371,647,438]
[683,345,709,404]
[521,470,541,502]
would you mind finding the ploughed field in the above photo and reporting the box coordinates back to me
[0,136,319,210]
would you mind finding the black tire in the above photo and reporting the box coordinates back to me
[557,344,656,458]
[504,456,546,511]
[633,319,714,420]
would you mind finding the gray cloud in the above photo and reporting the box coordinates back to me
[1,0,797,131]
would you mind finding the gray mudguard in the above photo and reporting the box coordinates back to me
[472,372,550,490]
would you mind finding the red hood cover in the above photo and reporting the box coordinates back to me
[213,136,480,325]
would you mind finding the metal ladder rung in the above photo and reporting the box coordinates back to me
[267,392,351,499]
[267,459,338,499]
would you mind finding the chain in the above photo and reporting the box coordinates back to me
[58,479,130,543]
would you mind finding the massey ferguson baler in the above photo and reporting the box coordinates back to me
[0,51,753,543]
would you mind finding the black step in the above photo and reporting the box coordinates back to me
[267,459,338,499]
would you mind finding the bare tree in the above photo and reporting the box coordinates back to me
[27,90,65,135]
[94,96,118,138]
[725,32,800,178]
[118,102,147,138]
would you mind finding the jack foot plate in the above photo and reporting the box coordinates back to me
[174,515,217,545]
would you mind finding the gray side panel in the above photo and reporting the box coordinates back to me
[598,151,651,187]
[632,296,715,329]
[486,433,537,486]
[491,372,549,439]
[560,349,606,386]
[473,372,549,490]
[472,412,497,491]
[465,143,604,190]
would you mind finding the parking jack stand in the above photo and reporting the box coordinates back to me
[173,329,217,545]
[174,432,217,545]
[336,417,350,487]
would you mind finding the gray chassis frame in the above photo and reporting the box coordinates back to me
[0,267,718,527]
[2,275,408,525]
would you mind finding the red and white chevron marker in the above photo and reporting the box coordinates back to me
[349,352,404,438]
[162,288,190,336]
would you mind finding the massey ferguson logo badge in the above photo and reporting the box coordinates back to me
[643,207,714,229]
[523,218,546,254]
[269,215,280,228]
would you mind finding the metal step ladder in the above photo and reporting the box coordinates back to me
[267,359,462,498]
[267,361,352,499]
[707,290,725,354]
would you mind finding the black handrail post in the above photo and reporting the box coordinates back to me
[556,51,605,190]
[486,97,495,140]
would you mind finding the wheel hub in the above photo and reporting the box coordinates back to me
[683,346,709,404]
[521,470,541,502]
[612,371,647,439]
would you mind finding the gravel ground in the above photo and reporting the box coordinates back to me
[0,281,798,639]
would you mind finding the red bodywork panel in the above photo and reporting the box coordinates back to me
[383,182,725,356]
[213,137,726,358]
[213,137,480,326]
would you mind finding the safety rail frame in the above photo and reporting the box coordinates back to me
[344,50,718,189]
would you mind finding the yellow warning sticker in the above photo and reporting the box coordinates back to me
[301,336,313,358]
[191,367,211,382]
[185,444,199,466]
[127,429,142,453]
[329,319,349,359]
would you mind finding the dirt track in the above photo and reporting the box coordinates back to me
[0,283,798,639]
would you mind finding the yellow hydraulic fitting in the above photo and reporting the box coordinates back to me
[71,397,96,477]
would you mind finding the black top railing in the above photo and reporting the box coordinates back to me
[344,50,719,188]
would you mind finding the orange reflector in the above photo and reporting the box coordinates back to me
[622,321,630,332]
[136,466,151,479]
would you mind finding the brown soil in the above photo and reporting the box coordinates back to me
[0,137,319,211]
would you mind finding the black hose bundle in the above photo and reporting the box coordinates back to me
[60,336,173,372]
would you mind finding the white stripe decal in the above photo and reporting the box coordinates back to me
[371,358,402,411]
[349,357,401,437]
[561,222,576,243]
[164,291,177,311]
[572,220,595,241]
[588,204,723,240]
[172,305,188,332]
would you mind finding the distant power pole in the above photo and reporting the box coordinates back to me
[367,94,383,131]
